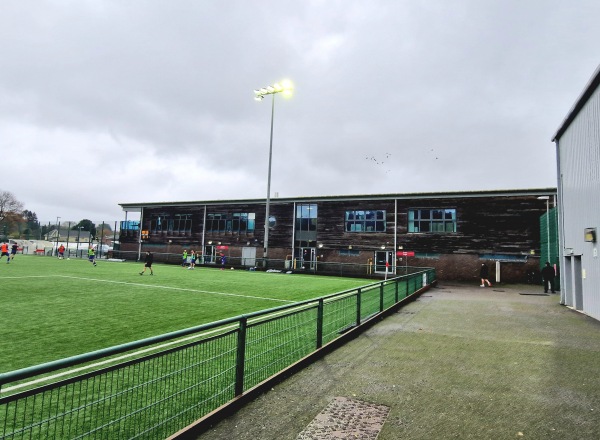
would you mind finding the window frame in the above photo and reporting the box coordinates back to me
[345,209,386,233]
[408,208,457,233]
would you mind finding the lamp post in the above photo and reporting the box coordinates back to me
[538,196,551,263]
[254,80,293,265]
[77,226,82,256]
[55,216,61,257]
[66,221,71,254]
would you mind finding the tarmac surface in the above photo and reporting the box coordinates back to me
[195,282,600,440]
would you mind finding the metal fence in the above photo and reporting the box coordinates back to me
[540,206,560,289]
[111,250,426,279]
[0,269,436,439]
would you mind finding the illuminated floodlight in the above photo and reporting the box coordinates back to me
[253,79,294,265]
[254,80,294,99]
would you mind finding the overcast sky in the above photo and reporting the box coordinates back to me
[1,1,599,225]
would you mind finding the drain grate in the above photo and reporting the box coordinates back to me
[296,397,390,440]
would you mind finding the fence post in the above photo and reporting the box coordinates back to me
[356,288,362,326]
[395,279,399,303]
[379,282,384,312]
[316,299,324,349]
[235,316,247,396]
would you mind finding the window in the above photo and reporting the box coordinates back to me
[408,209,456,233]
[296,204,317,232]
[150,213,192,234]
[207,213,255,234]
[345,210,386,232]
[150,214,168,233]
[232,213,256,234]
[173,214,192,233]
[207,214,226,232]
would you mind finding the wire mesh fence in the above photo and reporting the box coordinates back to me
[0,269,435,439]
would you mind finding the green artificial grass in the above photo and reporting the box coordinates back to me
[0,255,370,373]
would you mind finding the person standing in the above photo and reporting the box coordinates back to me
[139,251,154,275]
[182,249,188,267]
[10,243,18,261]
[479,263,492,287]
[88,246,97,266]
[188,250,196,270]
[541,262,556,293]
[220,253,226,270]
[58,244,65,259]
[0,242,10,263]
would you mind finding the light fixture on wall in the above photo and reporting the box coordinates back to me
[584,228,597,243]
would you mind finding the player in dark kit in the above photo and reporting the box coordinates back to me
[140,251,154,275]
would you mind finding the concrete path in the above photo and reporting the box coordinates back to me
[196,282,600,440]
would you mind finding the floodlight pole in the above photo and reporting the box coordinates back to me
[254,81,293,267]
[264,94,275,265]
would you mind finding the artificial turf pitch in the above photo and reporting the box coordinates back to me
[0,255,370,373]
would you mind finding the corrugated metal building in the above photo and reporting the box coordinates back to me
[552,64,600,321]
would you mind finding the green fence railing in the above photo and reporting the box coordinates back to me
[0,268,436,439]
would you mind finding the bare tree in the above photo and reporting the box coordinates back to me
[0,190,25,223]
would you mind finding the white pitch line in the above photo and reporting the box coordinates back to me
[0,324,235,393]
[1,299,319,394]
[1,273,306,393]
[55,274,294,303]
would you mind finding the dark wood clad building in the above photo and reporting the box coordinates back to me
[119,188,555,282]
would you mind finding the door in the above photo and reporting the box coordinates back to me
[204,245,216,264]
[374,251,395,274]
[295,247,316,270]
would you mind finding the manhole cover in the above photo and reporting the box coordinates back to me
[296,396,390,440]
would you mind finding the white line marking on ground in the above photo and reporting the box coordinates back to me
[0,326,230,393]
[0,271,322,393]
[0,300,319,394]
[55,274,294,303]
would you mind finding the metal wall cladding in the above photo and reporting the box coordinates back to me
[557,83,600,321]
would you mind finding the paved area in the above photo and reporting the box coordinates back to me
[196,282,600,440]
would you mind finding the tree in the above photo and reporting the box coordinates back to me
[96,222,113,232]
[21,210,41,239]
[74,219,97,239]
[0,190,24,223]
[22,210,39,224]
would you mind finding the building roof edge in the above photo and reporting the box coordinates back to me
[118,187,557,211]
[552,64,600,142]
